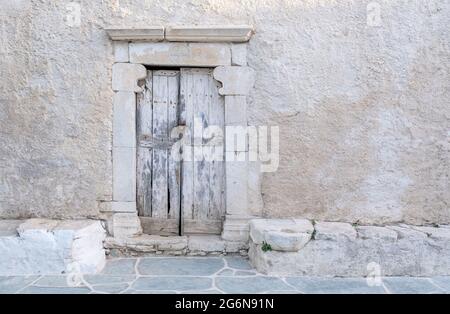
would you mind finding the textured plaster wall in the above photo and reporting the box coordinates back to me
[0,0,448,224]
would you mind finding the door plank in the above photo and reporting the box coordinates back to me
[208,74,225,220]
[151,72,169,218]
[139,217,179,236]
[180,68,195,221]
[167,71,181,220]
[183,219,223,235]
[137,71,153,217]
[180,68,224,234]
[193,70,211,220]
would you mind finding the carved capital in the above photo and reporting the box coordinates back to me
[112,63,147,93]
[213,66,255,96]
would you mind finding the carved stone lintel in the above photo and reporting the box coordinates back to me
[165,25,254,42]
[106,27,165,41]
[129,42,231,67]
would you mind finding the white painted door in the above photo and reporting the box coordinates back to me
[137,68,225,235]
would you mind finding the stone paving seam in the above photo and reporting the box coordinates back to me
[429,277,450,293]
[211,275,226,294]
[380,281,391,294]
[280,277,302,292]
[78,275,96,293]
[134,258,141,276]
[426,278,446,293]
[222,257,230,269]
[15,275,43,294]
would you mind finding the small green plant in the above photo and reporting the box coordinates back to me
[261,241,272,252]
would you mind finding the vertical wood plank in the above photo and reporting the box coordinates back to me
[167,72,181,220]
[180,68,225,234]
[137,71,153,217]
[208,72,225,220]
[180,68,194,221]
[151,72,169,218]
[193,69,211,220]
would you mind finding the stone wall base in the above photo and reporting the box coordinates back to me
[0,219,106,275]
[248,219,450,277]
[104,234,248,257]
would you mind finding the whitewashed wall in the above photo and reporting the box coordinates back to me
[0,0,448,225]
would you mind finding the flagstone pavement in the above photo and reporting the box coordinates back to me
[1,257,449,294]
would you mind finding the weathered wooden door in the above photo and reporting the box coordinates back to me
[137,68,225,235]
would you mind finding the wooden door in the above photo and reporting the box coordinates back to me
[180,68,225,235]
[137,70,181,235]
[137,68,225,235]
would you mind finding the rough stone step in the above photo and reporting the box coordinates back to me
[0,219,106,276]
[248,218,450,277]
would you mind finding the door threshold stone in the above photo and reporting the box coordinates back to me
[104,234,248,257]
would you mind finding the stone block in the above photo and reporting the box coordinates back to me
[225,159,248,216]
[249,219,314,251]
[213,66,255,95]
[112,63,146,92]
[111,202,136,213]
[411,226,450,240]
[231,43,247,65]
[113,147,136,202]
[188,235,225,252]
[247,161,263,216]
[99,201,136,213]
[225,96,247,125]
[112,213,142,238]
[386,225,427,240]
[113,91,136,148]
[224,241,249,253]
[221,215,252,242]
[0,220,21,236]
[113,41,129,62]
[105,234,187,253]
[129,42,231,66]
[225,125,249,152]
[356,226,398,241]
[0,219,106,275]
[314,221,357,241]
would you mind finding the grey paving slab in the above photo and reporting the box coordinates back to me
[138,257,224,276]
[235,271,257,276]
[101,258,137,275]
[92,283,130,293]
[184,289,223,294]
[217,269,234,276]
[0,276,39,293]
[33,275,69,287]
[263,290,301,294]
[383,277,444,294]
[125,290,178,294]
[225,257,253,270]
[84,274,136,285]
[286,277,386,294]
[3,257,449,294]
[21,286,91,294]
[216,276,291,293]
[430,276,450,293]
[132,276,213,291]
